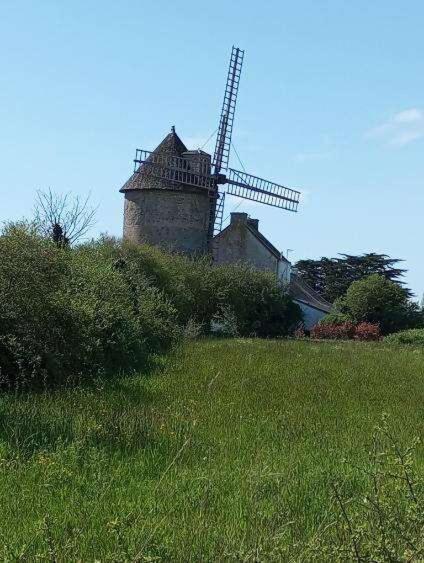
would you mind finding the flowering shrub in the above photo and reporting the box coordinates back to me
[311,322,356,340]
[354,322,381,341]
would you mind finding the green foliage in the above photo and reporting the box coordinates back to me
[320,275,423,335]
[296,253,411,302]
[0,225,178,386]
[212,263,302,337]
[68,244,179,371]
[0,226,301,385]
[385,328,424,346]
[87,236,216,329]
[344,274,406,318]
[83,238,302,338]
[319,310,351,325]
[342,274,422,334]
[0,222,77,385]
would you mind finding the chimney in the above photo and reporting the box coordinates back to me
[230,212,248,225]
[247,218,259,230]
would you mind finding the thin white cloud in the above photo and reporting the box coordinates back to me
[390,129,424,148]
[367,108,424,148]
[393,108,423,124]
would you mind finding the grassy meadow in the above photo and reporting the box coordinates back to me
[0,339,423,560]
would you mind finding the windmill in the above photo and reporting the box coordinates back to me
[122,46,301,253]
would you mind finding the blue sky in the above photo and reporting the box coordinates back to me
[1,1,423,298]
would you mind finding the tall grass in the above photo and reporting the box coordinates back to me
[0,339,423,560]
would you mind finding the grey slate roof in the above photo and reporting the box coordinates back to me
[120,127,188,193]
[289,273,332,313]
[245,225,331,312]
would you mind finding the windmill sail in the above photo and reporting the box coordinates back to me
[213,47,244,173]
[226,168,300,212]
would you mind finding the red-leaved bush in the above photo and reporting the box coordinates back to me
[311,321,381,341]
[354,322,381,341]
[294,327,306,339]
[311,322,356,340]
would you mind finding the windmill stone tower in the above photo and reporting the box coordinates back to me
[120,47,301,256]
[120,127,212,254]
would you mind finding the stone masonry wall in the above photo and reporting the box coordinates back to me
[123,188,210,255]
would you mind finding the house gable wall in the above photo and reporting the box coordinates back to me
[213,222,278,273]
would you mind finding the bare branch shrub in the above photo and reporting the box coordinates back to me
[34,188,97,246]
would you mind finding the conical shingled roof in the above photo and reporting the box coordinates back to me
[120,127,188,192]
[156,126,188,156]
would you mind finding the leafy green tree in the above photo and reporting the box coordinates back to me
[295,253,410,302]
[336,274,422,334]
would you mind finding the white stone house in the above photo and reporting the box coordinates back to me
[213,213,332,329]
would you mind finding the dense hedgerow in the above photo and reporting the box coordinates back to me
[0,225,301,386]
[0,224,179,387]
[79,237,302,338]
[212,263,302,337]
[384,328,424,346]
[84,235,217,328]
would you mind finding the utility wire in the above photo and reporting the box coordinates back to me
[200,128,218,150]
[223,199,243,223]
[222,142,248,222]
[231,141,246,172]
